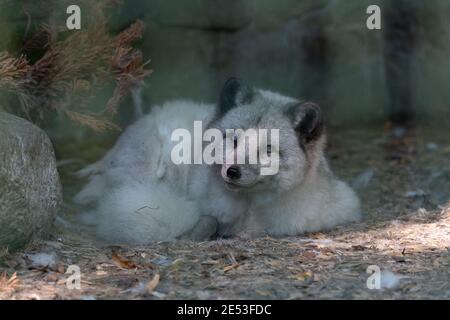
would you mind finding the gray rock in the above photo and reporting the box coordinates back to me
[0,112,62,251]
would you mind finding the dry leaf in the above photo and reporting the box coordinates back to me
[321,247,336,255]
[223,264,239,273]
[0,272,19,292]
[293,270,314,282]
[301,251,316,259]
[112,252,138,269]
[146,274,160,294]
[255,289,271,297]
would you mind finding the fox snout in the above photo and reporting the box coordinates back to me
[221,164,241,181]
[221,164,248,191]
[225,165,242,180]
[220,164,263,192]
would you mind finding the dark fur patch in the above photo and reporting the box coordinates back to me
[287,102,324,146]
[218,77,254,115]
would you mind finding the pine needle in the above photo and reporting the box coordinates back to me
[0,0,152,131]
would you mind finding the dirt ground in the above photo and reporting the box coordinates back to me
[1,124,449,300]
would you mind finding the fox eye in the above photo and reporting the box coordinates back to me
[267,144,272,155]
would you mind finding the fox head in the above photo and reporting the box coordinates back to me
[212,77,326,198]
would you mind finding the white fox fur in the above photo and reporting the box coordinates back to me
[84,183,200,244]
[75,100,248,242]
[75,79,361,243]
[242,157,361,237]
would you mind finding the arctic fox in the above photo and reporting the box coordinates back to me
[75,78,361,243]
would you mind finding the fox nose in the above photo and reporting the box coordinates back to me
[226,166,241,180]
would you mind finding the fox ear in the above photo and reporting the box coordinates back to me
[219,77,254,114]
[289,102,324,145]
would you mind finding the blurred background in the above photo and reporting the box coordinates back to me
[1,0,449,144]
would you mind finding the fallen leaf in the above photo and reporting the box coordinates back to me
[0,272,19,291]
[56,263,66,274]
[44,272,59,283]
[223,264,239,273]
[147,274,160,294]
[301,251,316,259]
[255,289,271,297]
[320,247,336,255]
[112,252,138,269]
[169,259,183,269]
[292,270,314,282]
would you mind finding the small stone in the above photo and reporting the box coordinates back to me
[426,142,439,151]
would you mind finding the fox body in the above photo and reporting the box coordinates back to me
[75,78,361,243]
